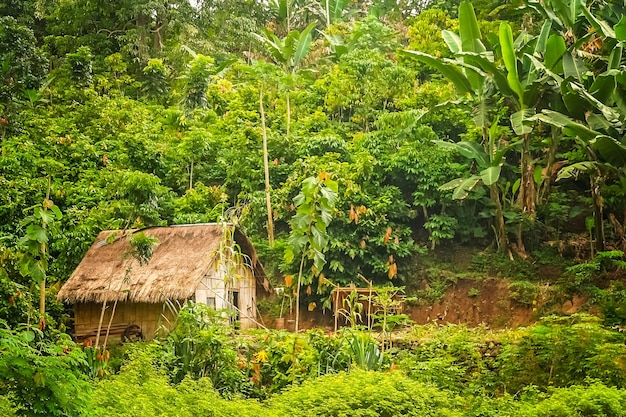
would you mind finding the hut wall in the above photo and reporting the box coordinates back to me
[193,261,257,329]
[74,301,177,341]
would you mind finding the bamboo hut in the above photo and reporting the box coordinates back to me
[57,224,270,340]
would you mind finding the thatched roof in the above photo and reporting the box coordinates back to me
[57,224,270,304]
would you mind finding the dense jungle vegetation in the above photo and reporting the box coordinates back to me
[2,0,626,414]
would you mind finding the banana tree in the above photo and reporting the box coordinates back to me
[533,109,626,252]
[436,121,520,255]
[322,0,358,27]
[403,1,562,254]
[254,22,316,138]
[526,8,626,252]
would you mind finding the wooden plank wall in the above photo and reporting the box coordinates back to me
[74,301,178,340]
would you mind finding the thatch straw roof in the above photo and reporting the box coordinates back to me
[57,224,270,304]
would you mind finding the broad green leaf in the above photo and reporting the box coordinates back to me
[493,141,522,165]
[459,1,485,53]
[530,110,573,128]
[26,224,47,244]
[434,140,488,166]
[458,52,515,97]
[39,209,54,225]
[21,330,35,343]
[51,205,62,219]
[589,73,617,104]
[534,165,544,186]
[586,113,612,131]
[525,54,563,84]
[512,178,521,195]
[616,15,626,41]
[402,51,473,95]
[534,20,552,54]
[563,53,587,82]
[473,99,488,128]
[582,7,616,38]
[293,23,316,69]
[499,22,524,106]
[325,179,339,193]
[592,136,626,166]
[452,176,481,199]
[29,259,47,282]
[608,46,623,70]
[556,161,597,181]
[533,110,600,142]
[439,177,466,191]
[544,34,566,71]
[331,0,347,19]
[570,82,621,122]
[442,30,462,54]
[480,166,501,186]
[526,0,563,28]
[511,109,535,135]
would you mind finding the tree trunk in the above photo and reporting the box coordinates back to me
[490,184,510,256]
[103,299,119,351]
[38,279,46,330]
[591,174,605,253]
[294,251,306,334]
[539,128,560,203]
[136,13,150,61]
[515,134,535,258]
[260,86,275,246]
[286,90,291,139]
[95,301,107,349]
[188,160,194,190]
[518,134,536,215]
[325,0,331,26]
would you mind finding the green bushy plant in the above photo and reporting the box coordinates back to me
[394,324,495,393]
[87,345,273,417]
[0,322,91,416]
[269,369,464,417]
[508,280,540,306]
[497,315,626,391]
[161,302,250,395]
[0,396,18,417]
[527,383,626,417]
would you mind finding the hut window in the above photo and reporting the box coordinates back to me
[206,297,216,309]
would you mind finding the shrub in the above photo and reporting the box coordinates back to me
[87,346,274,417]
[0,396,18,416]
[269,369,464,417]
[527,383,626,417]
[497,315,626,391]
[0,323,91,416]
[508,280,540,306]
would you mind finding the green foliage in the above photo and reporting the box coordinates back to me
[126,232,159,266]
[142,58,170,103]
[498,315,626,391]
[0,16,48,109]
[565,251,626,285]
[161,302,250,394]
[508,280,540,306]
[343,330,386,370]
[87,344,271,417]
[65,46,94,87]
[591,281,626,326]
[0,266,30,327]
[528,383,626,417]
[182,54,215,110]
[269,369,464,416]
[285,174,338,318]
[0,322,91,416]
